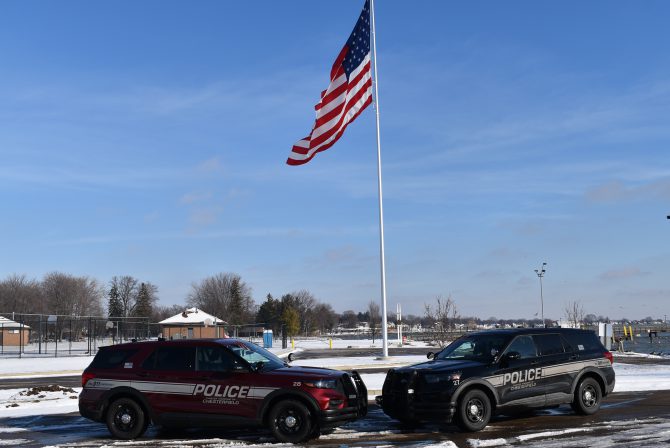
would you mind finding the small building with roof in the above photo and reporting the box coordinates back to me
[158,307,227,340]
[0,315,31,346]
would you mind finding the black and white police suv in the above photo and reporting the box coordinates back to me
[378,328,615,431]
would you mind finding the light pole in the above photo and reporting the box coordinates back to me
[534,262,547,328]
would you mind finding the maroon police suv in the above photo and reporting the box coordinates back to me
[79,338,367,443]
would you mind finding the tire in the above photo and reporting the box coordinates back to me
[455,389,491,432]
[105,397,147,439]
[268,399,313,443]
[571,377,602,415]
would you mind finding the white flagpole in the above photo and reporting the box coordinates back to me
[370,0,389,358]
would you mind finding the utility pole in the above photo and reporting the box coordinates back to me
[534,262,547,328]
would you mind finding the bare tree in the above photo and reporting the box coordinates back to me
[0,274,43,314]
[424,295,459,347]
[293,290,317,335]
[310,303,338,335]
[187,273,254,326]
[110,276,139,317]
[564,300,585,328]
[368,300,381,343]
[42,272,103,339]
[152,304,185,323]
[340,310,358,329]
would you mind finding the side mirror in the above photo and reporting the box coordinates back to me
[287,353,294,363]
[426,351,435,359]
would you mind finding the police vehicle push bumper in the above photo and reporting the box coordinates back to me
[320,371,368,425]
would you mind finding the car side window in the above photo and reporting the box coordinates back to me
[505,335,538,359]
[144,346,196,371]
[197,346,240,372]
[533,334,566,356]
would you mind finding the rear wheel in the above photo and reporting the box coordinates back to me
[105,397,147,439]
[571,377,602,415]
[455,389,491,432]
[268,399,313,443]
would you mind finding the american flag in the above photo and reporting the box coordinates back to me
[287,0,372,166]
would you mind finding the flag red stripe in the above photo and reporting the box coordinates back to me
[289,89,372,157]
[289,83,372,158]
[314,71,371,129]
[287,95,372,165]
[309,79,372,148]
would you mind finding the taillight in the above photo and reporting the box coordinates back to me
[604,351,614,365]
[82,371,96,387]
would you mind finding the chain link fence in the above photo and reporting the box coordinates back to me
[0,312,161,358]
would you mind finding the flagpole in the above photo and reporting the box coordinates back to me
[370,0,389,358]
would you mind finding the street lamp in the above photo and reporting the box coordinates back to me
[534,262,547,328]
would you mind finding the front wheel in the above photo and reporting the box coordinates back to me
[268,400,313,443]
[571,377,602,415]
[455,389,491,432]
[105,397,147,439]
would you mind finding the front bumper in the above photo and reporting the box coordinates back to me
[319,371,368,426]
[377,393,456,423]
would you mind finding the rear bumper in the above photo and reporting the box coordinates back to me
[78,398,104,422]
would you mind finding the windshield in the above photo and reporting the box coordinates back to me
[435,334,511,363]
[225,340,285,371]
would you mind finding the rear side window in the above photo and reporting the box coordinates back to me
[505,335,538,359]
[533,334,567,356]
[91,348,137,369]
[563,331,604,352]
[143,346,196,371]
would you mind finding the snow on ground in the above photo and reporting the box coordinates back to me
[464,419,670,447]
[289,337,432,350]
[611,362,670,391]
[0,386,81,418]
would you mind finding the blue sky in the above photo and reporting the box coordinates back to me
[1,1,669,320]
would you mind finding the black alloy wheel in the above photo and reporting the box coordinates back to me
[105,397,147,439]
[456,389,491,432]
[269,399,313,443]
[571,377,602,415]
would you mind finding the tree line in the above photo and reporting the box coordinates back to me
[0,271,443,338]
[5,271,601,339]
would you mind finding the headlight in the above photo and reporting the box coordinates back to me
[305,379,338,389]
[424,373,461,384]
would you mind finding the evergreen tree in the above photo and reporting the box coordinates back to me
[133,283,152,318]
[257,294,281,333]
[229,277,244,326]
[108,284,123,318]
[281,306,300,338]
